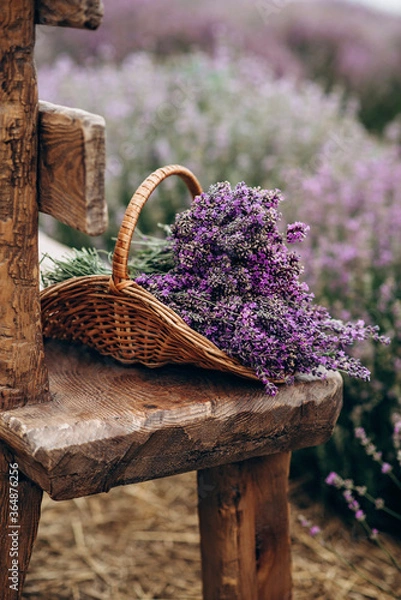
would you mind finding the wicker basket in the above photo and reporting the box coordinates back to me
[41,165,261,382]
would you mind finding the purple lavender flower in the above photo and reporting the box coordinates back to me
[298,516,321,538]
[325,471,341,487]
[355,509,366,522]
[355,427,368,443]
[343,490,353,504]
[299,516,310,528]
[286,222,310,244]
[349,499,360,512]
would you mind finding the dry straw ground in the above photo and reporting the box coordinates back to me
[23,472,401,599]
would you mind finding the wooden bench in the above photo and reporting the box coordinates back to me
[0,2,343,598]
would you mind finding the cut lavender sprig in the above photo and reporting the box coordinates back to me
[355,427,401,492]
[325,471,401,572]
[325,470,401,523]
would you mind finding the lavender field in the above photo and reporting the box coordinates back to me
[36,0,401,574]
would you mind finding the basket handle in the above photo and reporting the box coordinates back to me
[112,164,203,285]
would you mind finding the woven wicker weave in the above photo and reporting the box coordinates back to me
[41,165,261,382]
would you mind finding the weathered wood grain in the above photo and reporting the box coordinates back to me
[38,101,107,236]
[0,0,50,409]
[254,453,292,598]
[197,461,259,600]
[0,340,343,500]
[198,453,292,600]
[0,442,43,600]
[35,0,103,29]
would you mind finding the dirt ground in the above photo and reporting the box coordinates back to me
[22,472,401,599]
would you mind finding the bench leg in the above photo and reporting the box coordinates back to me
[197,452,292,600]
[0,443,43,599]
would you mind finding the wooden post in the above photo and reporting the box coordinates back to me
[198,453,292,600]
[0,0,49,410]
[0,0,106,411]
[0,443,43,599]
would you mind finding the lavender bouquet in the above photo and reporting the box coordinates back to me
[135,181,388,394]
[42,181,388,395]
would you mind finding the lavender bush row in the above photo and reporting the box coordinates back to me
[285,147,401,516]
[37,48,380,246]
[35,0,401,132]
[273,1,401,132]
[35,0,231,64]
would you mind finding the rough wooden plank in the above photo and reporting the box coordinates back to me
[35,0,103,29]
[0,340,343,500]
[38,101,107,236]
[0,0,50,409]
[0,442,43,599]
[197,453,292,600]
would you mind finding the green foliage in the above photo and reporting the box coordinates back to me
[41,248,110,287]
